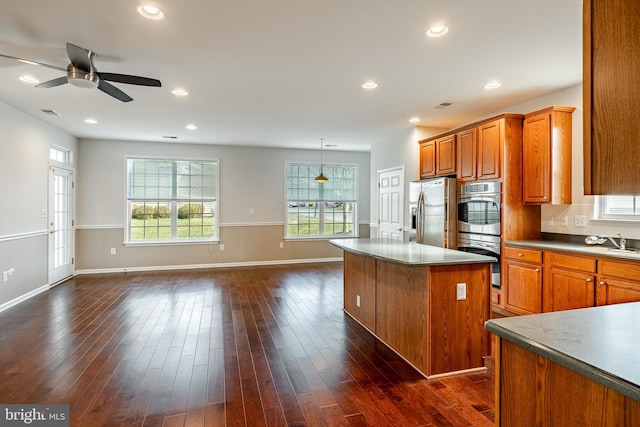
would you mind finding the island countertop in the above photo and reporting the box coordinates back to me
[486,302,640,402]
[330,238,496,266]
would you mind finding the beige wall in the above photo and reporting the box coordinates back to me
[0,100,78,309]
[76,139,371,273]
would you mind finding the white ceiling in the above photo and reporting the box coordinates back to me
[0,0,582,151]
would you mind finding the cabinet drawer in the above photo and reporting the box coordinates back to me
[599,259,640,281]
[504,246,542,264]
[547,252,596,273]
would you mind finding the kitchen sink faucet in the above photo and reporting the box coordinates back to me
[600,233,627,250]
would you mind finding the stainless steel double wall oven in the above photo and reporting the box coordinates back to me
[456,180,501,289]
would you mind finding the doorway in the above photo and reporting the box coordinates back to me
[378,166,404,240]
[48,165,74,285]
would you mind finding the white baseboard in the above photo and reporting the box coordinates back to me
[0,284,49,313]
[74,257,343,275]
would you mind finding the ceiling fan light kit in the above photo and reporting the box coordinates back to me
[1,42,161,102]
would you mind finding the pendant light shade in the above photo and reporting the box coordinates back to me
[314,138,329,183]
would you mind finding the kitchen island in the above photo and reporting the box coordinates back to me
[486,302,640,425]
[330,238,496,378]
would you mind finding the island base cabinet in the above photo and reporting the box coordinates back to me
[343,251,376,332]
[375,262,490,377]
[496,339,640,426]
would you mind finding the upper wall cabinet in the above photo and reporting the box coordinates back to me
[419,134,456,179]
[584,0,640,195]
[523,106,575,205]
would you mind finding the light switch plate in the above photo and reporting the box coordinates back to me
[456,283,467,300]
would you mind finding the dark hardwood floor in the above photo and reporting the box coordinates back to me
[0,263,494,426]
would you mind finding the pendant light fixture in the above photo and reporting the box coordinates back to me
[315,138,329,183]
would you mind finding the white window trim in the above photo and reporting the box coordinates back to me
[124,156,220,245]
[284,161,359,240]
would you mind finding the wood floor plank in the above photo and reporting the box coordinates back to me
[0,263,495,427]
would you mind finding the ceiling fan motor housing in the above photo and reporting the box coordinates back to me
[67,64,99,88]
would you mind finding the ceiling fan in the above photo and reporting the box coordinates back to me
[0,42,161,102]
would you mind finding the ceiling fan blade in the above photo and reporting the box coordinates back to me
[98,80,133,102]
[66,43,91,71]
[36,76,68,88]
[98,72,161,87]
[0,53,66,72]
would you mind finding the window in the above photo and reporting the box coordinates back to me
[127,158,218,243]
[286,163,358,238]
[50,146,71,164]
[596,195,640,221]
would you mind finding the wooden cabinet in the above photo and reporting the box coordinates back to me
[343,251,376,331]
[584,0,640,194]
[543,252,596,312]
[503,246,543,315]
[523,106,575,204]
[456,128,476,182]
[477,119,502,180]
[596,259,640,306]
[419,135,456,179]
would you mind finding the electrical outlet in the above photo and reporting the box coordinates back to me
[574,215,587,227]
[547,216,554,226]
[110,248,116,255]
[220,244,225,251]
[560,216,568,227]
[249,208,255,215]
[356,295,361,307]
[456,283,467,301]
[279,242,284,249]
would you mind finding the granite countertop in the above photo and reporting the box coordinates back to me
[330,238,496,266]
[506,240,640,262]
[486,302,640,401]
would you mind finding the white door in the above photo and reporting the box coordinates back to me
[49,166,74,285]
[378,167,404,240]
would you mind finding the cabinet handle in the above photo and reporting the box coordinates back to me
[586,278,593,282]
[534,268,540,272]
[518,253,523,257]
[599,281,606,286]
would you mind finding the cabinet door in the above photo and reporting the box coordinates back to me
[457,128,476,182]
[436,135,456,176]
[584,0,640,194]
[504,260,542,315]
[523,113,551,203]
[596,277,640,306]
[544,268,595,312]
[420,140,436,178]
[477,120,502,180]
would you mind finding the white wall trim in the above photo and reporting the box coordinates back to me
[0,284,49,313]
[76,221,371,229]
[0,230,48,243]
[76,224,123,230]
[75,257,343,275]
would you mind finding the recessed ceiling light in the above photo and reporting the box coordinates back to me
[18,75,39,84]
[84,118,97,124]
[171,88,189,96]
[361,81,378,89]
[484,81,502,90]
[185,124,198,130]
[137,4,165,20]
[426,25,449,38]
[409,117,421,123]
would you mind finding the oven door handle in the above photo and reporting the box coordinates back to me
[458,241,500,253]
[458,195,500,205]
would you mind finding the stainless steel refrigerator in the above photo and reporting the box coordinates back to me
[409,177,457,248]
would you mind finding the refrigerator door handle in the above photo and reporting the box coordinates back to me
[416,192,424,243]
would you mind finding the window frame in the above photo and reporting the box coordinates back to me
[125,156,220,246]
[284,161,359,240]
[594,195,640,222]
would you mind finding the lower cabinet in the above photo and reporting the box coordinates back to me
[543,252,596,312]
[501,245,640,316]
[343,251,376,331]
[596,259,640,305]
[503,247,543,315]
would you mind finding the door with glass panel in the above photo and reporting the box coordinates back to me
[48,166,74,285]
